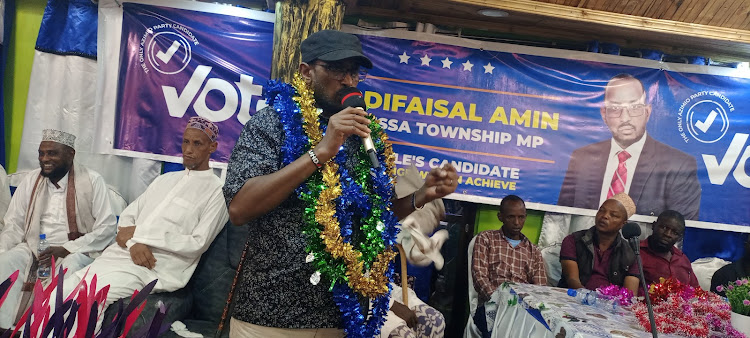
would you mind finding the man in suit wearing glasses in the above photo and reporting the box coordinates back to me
[558,73,701,220]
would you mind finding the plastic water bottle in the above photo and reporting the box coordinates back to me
[37,234,50,279]
[568,288,597,305]
[567,288,620,313]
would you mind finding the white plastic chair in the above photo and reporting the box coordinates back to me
[541,244,562,287]
[692,257,731,291]
[107,184,128,216]
[464,236,481,338]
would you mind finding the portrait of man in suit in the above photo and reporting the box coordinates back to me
[558,73,701,220]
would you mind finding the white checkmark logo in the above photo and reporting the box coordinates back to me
[156,41,181,64]
[695,110,717,133]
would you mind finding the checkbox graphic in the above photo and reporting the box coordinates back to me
[695,110,718,133]
[156,40,181,64]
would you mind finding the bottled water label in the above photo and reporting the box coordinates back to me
[38,234,51,279]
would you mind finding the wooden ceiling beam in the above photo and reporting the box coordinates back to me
[621,0,639,16]
[713,0,743,27]
[635,0,658,19]
[352,7,571,37]
[449,0,750,44]
[660,0,681,21]
[724,0,749,28]
[735,2,750,29]
[650,0,673,20]
[677,0,704,22]
[736,3,750,30]
[350,4,750,61]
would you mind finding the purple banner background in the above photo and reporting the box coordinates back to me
[114,3,273,163]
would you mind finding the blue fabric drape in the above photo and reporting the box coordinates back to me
[683,227,747,262]
[162,162,184,173]
[637,49,664,61]
[35,0,97,59]
[0,0,14,168]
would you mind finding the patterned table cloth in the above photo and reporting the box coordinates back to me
[486,283,681,338]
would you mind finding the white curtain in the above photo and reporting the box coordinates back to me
[16,18,161,203]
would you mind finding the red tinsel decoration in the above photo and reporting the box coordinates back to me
[631,277,743,338]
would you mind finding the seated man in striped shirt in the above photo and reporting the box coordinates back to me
[471,195,547,337]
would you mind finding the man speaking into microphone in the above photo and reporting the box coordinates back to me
[223,29,458,337]
[338,87,381,168]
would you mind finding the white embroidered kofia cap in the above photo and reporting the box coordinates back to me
[42,129,76,149]
[608,192,636,219]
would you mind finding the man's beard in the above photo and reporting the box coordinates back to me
[648,235,671,253]
[40,164,70,181]
[311,80,341,119]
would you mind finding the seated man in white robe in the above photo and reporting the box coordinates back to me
[64,117,229,308]
[0,129,117,330]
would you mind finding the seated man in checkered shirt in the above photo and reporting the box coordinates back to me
[471,195,547,337]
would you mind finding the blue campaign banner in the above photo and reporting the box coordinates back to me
[114,3,273,163]
[355,32,750,226]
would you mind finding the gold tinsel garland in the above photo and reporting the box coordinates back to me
[291,73,397,298]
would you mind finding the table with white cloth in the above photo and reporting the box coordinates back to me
[485,282,682,338]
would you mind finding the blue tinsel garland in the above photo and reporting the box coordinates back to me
[263,79,398,338]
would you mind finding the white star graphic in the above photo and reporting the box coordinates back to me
[483,63,495,74]
[462,60,474,71]
[398,52,410,64]
[441,57,453,69]
[420,54,432,66]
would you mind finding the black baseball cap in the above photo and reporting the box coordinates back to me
[301,30,373,69]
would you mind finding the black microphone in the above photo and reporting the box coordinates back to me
[622,222,642,254]
[622,222,658,338]
[337,88,380,168]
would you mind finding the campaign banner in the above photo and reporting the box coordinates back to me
[109,8,750,227]
[113,2,273,163]
[355,32,750,226]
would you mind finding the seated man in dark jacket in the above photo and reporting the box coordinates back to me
[711,235,750,297]
[559,193,640,294]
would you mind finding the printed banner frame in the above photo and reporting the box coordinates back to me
[97,0,275,170]
[96,7,750,230]
[343,26,750,231]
